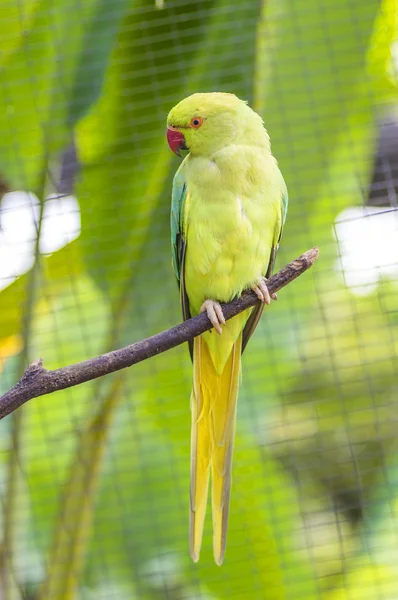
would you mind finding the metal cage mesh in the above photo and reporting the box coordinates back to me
[0,0,397,598]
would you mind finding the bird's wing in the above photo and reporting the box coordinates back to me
[242,182,288,352]
[171,159,193,357]
[171,159,187,282]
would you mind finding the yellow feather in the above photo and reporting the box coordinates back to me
[190,336,211,561]
[211,332,241,566]
[190,329,242,565]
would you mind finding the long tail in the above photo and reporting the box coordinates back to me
[190,332,242,565]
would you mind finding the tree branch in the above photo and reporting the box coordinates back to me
[0,247,319,420]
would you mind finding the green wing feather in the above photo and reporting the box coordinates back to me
[171,159,188,282]
[171,158,194,357]
[242,181,288,352]
[281,182,288,229]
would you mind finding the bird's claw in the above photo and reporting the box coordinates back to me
[251,277,277,305]
[200,299,225,335]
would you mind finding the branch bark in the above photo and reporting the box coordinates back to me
[0,247,319,420]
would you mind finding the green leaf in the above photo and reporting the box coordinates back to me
[0,0,128,190]
[37,387,121,600]
[0,0,40,66]
[75,0,218,302]
[0,239,83,345]
[18,275,110,599]
[255,0,393,263]
[324,563,398,599]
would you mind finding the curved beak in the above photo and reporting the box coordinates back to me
[167,127,187,157]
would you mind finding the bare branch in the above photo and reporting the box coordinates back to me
[0,247,319,420]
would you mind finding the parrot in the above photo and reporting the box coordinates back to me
[166,92,288,565]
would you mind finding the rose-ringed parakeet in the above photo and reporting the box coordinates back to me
[166,92,288,565]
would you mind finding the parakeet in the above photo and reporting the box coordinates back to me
[166,92,288,565]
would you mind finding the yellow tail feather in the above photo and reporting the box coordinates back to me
[190,332,242,565]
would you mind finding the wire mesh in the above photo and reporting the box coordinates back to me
[0,0,397,598]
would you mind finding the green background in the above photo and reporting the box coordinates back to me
[0,0,397,598]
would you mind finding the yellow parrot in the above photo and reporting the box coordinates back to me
[166,92,288,565]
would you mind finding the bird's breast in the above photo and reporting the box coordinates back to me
[183,150,278,312]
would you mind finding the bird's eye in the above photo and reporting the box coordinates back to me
[190,117,203,129]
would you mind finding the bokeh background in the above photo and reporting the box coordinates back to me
[0,0,397,598]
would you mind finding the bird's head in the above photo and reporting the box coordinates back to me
[166,92,251,157]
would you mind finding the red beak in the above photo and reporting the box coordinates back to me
[167,127,187,157]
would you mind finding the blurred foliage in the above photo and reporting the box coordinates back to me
[0,0,397,598]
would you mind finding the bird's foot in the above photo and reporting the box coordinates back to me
[251,277,277,305]
[200,299,225,335]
